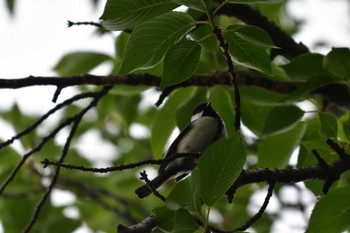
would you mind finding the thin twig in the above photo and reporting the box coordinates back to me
[0,87,111,195]
[210,9,241,131]
[0,91,97,150]
[139,171,166,202]
[232,182,275,232]
[41,152,200,173]
[22,117,81,233]
[67,20,103,28]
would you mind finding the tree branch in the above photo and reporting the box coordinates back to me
[232,182,275,232]
[2,73,348,109]
[226,157,350,202]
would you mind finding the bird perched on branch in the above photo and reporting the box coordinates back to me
[135,102,227,199]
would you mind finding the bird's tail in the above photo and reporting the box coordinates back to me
[135,172,173,199]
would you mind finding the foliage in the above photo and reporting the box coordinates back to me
[1,1,350,233]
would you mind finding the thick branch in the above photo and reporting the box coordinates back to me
[226,158,350,202]
[0,74,159,89]
[1,73,349,110]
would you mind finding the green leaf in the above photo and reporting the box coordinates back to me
[339,112,350,140]
[223,25,272,73]
[198,134,246,206]
[262,105,304,135]
[241,101,304,137]
[0,198,36,233]
[35,206,81,233]
[306,186,350,233]
[209,86,235,137]
[190,24,219,52]
[172,0,213,11]
[241,100,271,136]
[53,52,112,76]
[258,122,306,168]
[161,40,201,89]
[323,47,350,80]
[227,25,274,48]
[173,209,198,233]
[282,53,328,81]
[319,112,338,138]
[288,74,335,98]
[154,206,176,232]
[151,88,194,158]
[119,12,195,74]
[100,0,178,31]
[167,179,201,217]
[115,32,130,59]
[240,86,285,105]
[227,0,282,3]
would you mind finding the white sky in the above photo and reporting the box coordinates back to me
[0,0,350,233]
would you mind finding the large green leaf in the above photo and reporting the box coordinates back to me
[198,134,246,206]
[282,53,328,81]
[306,186,350,233]
[190,24,219,52]
[173,209,199,232]
[258,122,306,168]
[323,47,350,80]
[241,101,303,136]
[223,25,272,73]
[100,0,178,31]
[53,52,112,76]
[119,12,195,74]
[209,86,235,137]
[161,40,201,89]
[167,179,201,217]
[262,105,304,135]
[154,206,175,232]
[115,32,130,59]
[319,112,338,139]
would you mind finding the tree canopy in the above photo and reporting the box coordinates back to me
[1,0,350,233]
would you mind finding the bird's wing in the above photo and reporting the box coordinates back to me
[158,123,194,174]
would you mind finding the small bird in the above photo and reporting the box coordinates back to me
[135,102,227,198]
